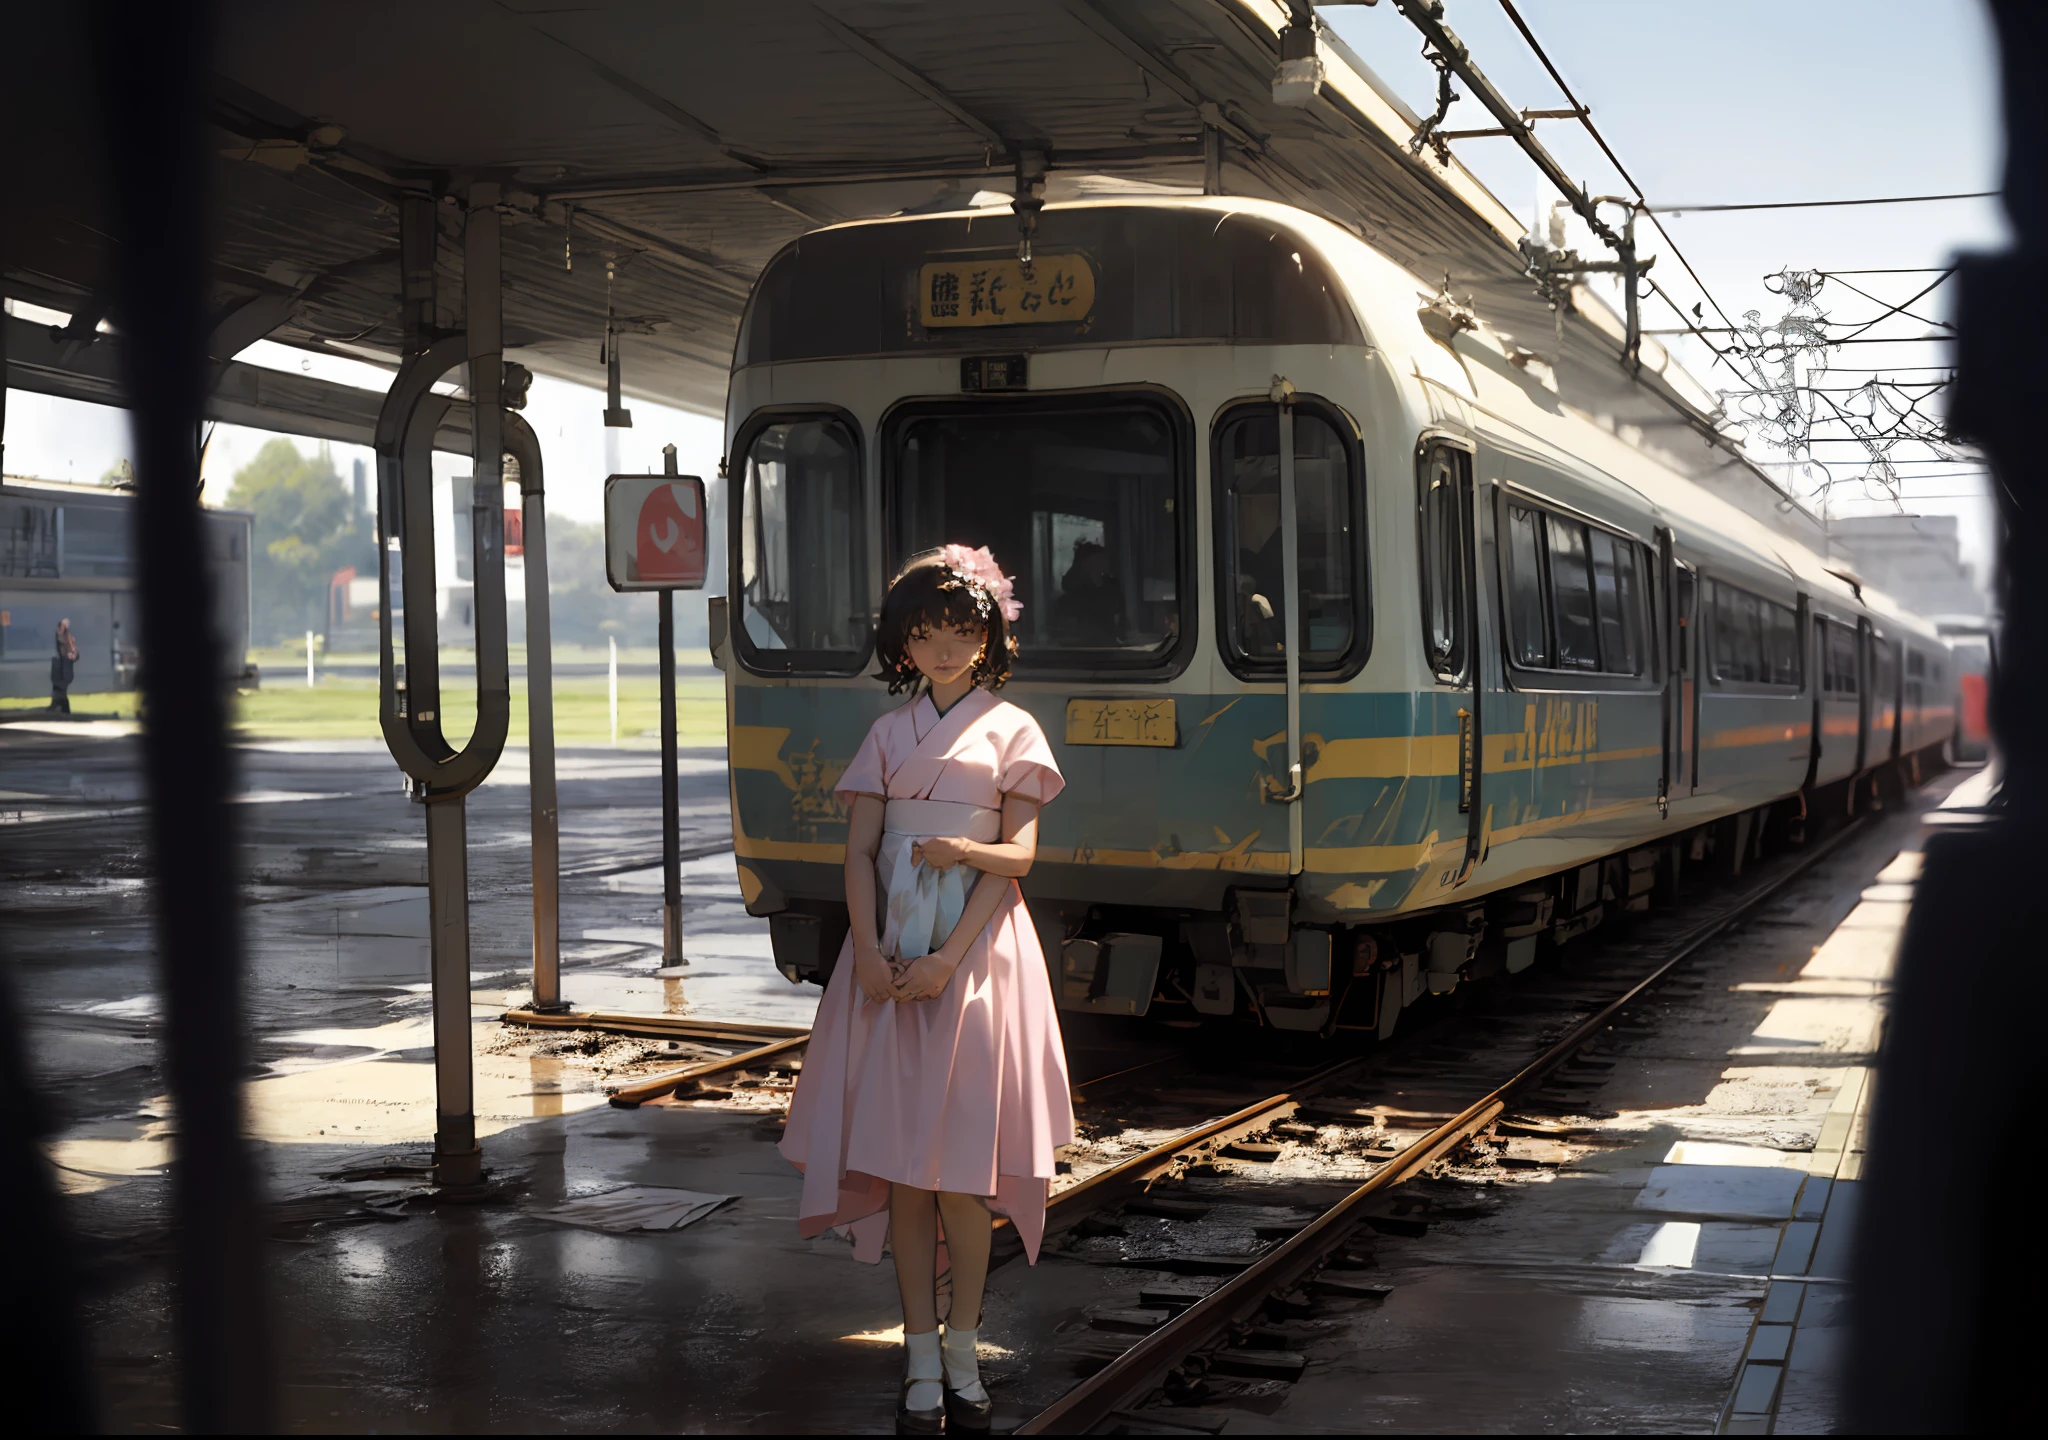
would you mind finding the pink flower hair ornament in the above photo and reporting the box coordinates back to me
[938,543,1022,624]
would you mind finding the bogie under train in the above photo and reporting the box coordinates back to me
[711,197,1956,1038]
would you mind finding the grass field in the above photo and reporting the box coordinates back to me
[2,669,728,747]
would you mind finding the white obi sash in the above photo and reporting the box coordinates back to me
[877,798,1001,960]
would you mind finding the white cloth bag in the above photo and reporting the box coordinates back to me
[876,798,1002,959]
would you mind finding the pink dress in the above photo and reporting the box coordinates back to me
[779,686,1073,1264]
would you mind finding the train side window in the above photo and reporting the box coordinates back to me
[1546,518,1600,670]
[1588,529,1642,675]
[1214,401,1364,678]
[1821,620,1859,695]
[1766,600,1801,686]
[1675,567,1695,675]
[735,413,868,673]
[1502,500,1645,678]
[1417,445,1470,681]
[1710,580,1799,687]
[1504,504,1550,667]
[1710,582,1762,683]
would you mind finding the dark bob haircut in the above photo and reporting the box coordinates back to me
[872,549,1016,695]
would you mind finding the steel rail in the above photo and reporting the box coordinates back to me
[501,1008,808,1044]
[1033,1051,1377,1237]
[1017,819,1868,1435]
[607,1035,812,1108]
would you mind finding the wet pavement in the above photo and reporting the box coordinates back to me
[1,714,1958,1432]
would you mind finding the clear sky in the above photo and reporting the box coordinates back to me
[1323,0,2006,584]
[2,0,2007,582]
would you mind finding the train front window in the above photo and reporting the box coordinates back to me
[891,398,1184,670]
[736,415,867,672]
[1215,403,1362,677]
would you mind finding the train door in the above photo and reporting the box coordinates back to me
[1854,618,1873,774]
[1872,632,1900,763]
[1904,646,1925,752]
[1660,540,1699,799]
[1687,565,1703,794]
[1813,615,1859,787]
[1800,595,1822,794]
[1419,441,1481,881]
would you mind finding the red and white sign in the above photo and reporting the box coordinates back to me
[604,473,708,591]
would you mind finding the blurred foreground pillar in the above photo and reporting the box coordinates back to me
[99,0,274,1430]
[1847,3,2046,1432]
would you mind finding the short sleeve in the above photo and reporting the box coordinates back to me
[833,718,889,802]
[998,710,1065,805]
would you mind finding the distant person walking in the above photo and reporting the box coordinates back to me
[51,618,78,713]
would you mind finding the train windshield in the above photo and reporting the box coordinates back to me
[737,415,868,671]
[1216,405,1360,676]
[890,398,1183,670]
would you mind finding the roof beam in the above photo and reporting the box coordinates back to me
[808,6,1007,150]
[516,16,767,170]
[5,313,470,451]
[539,142,1204,203]
[1061,1,1262,152]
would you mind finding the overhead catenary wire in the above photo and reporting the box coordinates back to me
[1487,0,1769,392]
[1420,1,1972,506]
[1814,271,1955,331]
[1643,190,1995,214]
[1829,268,1958,340]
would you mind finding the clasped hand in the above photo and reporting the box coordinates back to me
[852,941,959,1005]
[910,835,973,871]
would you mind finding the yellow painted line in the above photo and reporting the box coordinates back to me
[729,724,797,789]
[1310,734,1457,780]
[733,831,842,863]
[1049,843,1291,874]
[1703,722,1810,750]
[1303,835,1443,873]
[1311,733,1661,781]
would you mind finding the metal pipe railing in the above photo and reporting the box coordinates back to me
[504,410,565,1011]
[372,187,513,1191]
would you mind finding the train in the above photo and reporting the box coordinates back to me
[707,196,1958,1040]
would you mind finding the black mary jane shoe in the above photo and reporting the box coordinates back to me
[944,1384,993,1434]
[897,1379,946,1436]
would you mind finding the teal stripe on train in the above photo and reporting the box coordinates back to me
[729,685,1675,913]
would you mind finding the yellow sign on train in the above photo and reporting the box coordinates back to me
[919,254,1096,328]
[1065,697,1176,748]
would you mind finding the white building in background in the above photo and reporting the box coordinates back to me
[1828,514,1990,625]
[0,475,254,700]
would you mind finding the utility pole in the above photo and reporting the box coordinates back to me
[659,443,684,968]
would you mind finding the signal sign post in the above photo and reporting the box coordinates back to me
[605,452,708,969]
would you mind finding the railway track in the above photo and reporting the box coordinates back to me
[1016,819,1868,1435]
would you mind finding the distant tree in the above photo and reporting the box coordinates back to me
[543,512,655,648]
[227,438,370,642]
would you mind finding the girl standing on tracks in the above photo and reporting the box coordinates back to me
[780,544,1071,1435]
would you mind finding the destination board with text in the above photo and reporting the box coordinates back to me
[919,254,1096,328]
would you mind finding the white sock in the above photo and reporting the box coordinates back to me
[941,1322,988,1403]
[904,1328,942,1412]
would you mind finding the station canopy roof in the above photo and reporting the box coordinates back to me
[5,0,1789,522]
